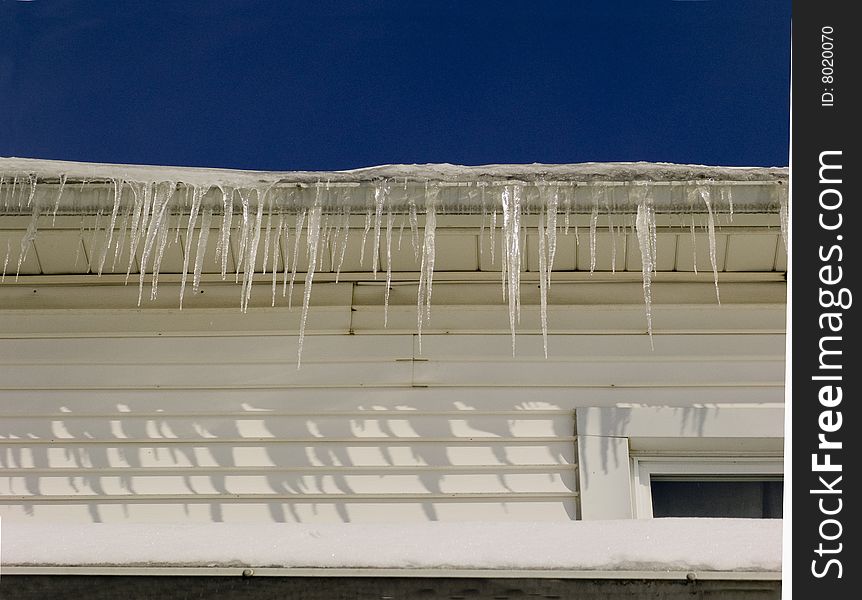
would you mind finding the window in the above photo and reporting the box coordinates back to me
[631,457,783,519]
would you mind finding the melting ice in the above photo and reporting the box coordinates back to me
[0,168,788,366]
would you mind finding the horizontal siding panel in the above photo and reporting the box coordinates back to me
[354,305,786,335]
[0,443,575,469]
[3,471,576,496]
[412,334,785,360]
[0,386,785,414]
[414,360,784,387]
[0,335,414,364]
[0,363,415,389]
[0,333,786,364]
[0,415,569,440]
[1,500,577,523]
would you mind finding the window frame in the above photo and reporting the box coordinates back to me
[630,456,784,518]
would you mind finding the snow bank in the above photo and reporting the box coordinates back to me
[3,519,781,572]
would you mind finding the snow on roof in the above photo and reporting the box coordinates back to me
[4,519,781,572]
[1,157,788,187]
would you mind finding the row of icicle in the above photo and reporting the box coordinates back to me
[0,177,789,365]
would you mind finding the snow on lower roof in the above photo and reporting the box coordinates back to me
[4,519,781,572]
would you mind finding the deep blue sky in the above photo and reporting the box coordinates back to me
[1,1,790,170]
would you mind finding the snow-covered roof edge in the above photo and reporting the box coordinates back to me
[1,157,787,186]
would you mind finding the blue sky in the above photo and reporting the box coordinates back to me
[0,1,790,170]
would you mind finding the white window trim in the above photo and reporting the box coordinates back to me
[631,456,784,518]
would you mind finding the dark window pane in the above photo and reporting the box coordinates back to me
[651,480,783,518]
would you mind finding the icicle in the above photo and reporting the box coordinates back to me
[546,187,558,280]
[87,209,103,273]
[179,186,204,309]
[270,212,284,306]
[297,197,323,368]
[359,206,372,267]
[111,202,131,273]
[538,204,549,359]
[234,188,252,282]
[588,189,599,273]
[479,203,487,259]
[698,185,720,304]
[16,205,40,279]
[261,198,273,276]
[721,186,734,223]
[372,181,387,279]
[489,207,497,266]
[1,240,9,282]
[24,175,36,208]
[73,216,85,271]
[288,209,306,307]
[97,179,124,276]
[193,208,213,293]
[216,186,234,280]
[634,184,656,349]
[416,183,438,352]
[51,174,67,225]
[125,182,148,283]
[688,195,698,276]
[500,185,523,355]
[384,207,394,326]
[240,188,266,312]
[408,195,420,263]
[150,206,172,301]
[606,205,616,273]
[137,183,174,306]
[777,185,789,253]
[281,213,291,297]
[334,207,350,283]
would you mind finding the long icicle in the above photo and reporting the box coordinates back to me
[297,194,322,368]
[416,183,438,353]
[699,184,721,304]
[634,183,656,349]
[179,186,204,309]
[192,208,213,294]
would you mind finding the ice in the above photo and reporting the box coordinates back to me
[137,182,174,306]
[537,186,559,358]
[96,179,124,276]
[240,188,266,312]
[216,186,234,280]
[1,239,9,282]
[500,185,523,355]
[179,186,203,309]
[372,181,386,280]
[287,209,306,308]
[777,184,788,253]
[588,189,599,273]
[333,207,350,282]
[15,205,39,279]
[270,212,283,305]
[125,182,149,284]
[416,183,438,352]
[384,206,394,326]
[297,199,322,367]
[359,206,372,268]
[51,173,67,225]
[634,184,656,348]
[698,185,721,304]
[193,208,213,294]
[261,200,273,276]
[0,159,788,365]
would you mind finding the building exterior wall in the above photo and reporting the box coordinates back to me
[0,279,785,524]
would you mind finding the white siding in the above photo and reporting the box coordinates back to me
[0,302,784,524]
